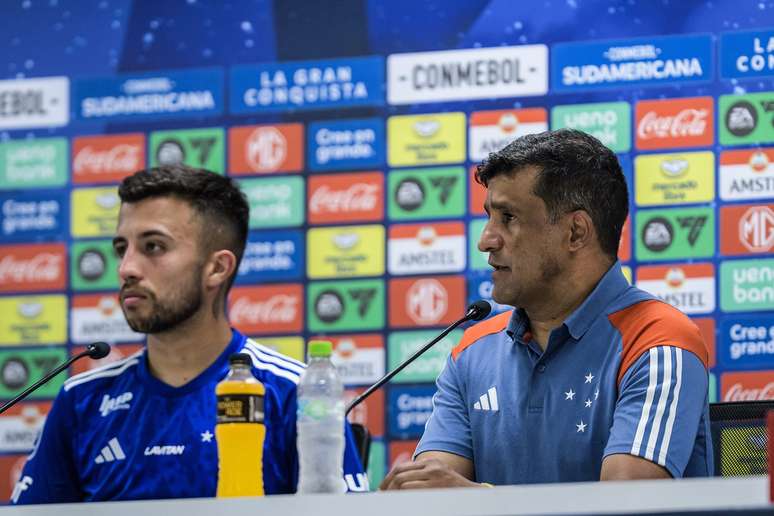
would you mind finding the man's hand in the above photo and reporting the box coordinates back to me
[379,455,480,490]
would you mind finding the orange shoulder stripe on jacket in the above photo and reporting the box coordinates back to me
[608,299,708,385]
[451,310,513,361]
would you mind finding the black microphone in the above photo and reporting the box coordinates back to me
[0,342,111,415]
[345,300,491,416]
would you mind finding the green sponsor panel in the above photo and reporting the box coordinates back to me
[240,176,304,228]
[551,102,630,152]
[0,137,68,189]
[388,167,465,221]
[70,240,120,291]
[468,218,488,270]
[149,127,225,173]
[708,372,717,404]
[0,347,68,399]
[307,278,385,332]
[388,329,463,383]
[366,440,386,491]
[720,258,774,312]
[635,206,715,261]
[719,92,774,146]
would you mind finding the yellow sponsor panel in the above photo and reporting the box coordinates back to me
[388,112,466,167]
[307,224,385,279]
[0,295,67,345]
[635,151,715,206]
[255,336,305,363]
[71,186,121,237]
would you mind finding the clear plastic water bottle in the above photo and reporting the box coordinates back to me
[296,340,345,494]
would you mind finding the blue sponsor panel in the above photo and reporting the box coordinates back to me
[230,56,385,113]
[308,118,385,171]
[387,384,437,440]
[466,272,512,317]
[74,68,224,121]
[0,190,68,241]
[719,316,774,370]
[236,230,304,283]
[551,34,713,92]
[720,29,774,79]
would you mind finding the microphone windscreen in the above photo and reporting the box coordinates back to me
[466,300,492,321]
[86,341,111,359]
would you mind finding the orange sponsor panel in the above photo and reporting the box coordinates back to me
[345,387,385,437]
[469,107,547,126]
[0,455,28,501]
[307,172,384,224]
[692,317,716,369]
[69,343,144,376]
[0,243,67,293]
[388,221,465,239]
[720,203,774,255]
[389,275,465,328]
[228,284,304,335]
[228,123,303,174]
[469,165,486,215]
[72,133,146,184]
[635,96,714,150]
[635,262,715,282]
[721,371,774,401]
[388,440,419,469]
[719,148,774,167]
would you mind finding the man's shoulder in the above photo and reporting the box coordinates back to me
[62,349,144,396]
[451,310,513,361]
[240,338,306,391]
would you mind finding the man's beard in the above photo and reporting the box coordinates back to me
[121,270,204,334]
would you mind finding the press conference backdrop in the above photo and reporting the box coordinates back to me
[0,0,773,497]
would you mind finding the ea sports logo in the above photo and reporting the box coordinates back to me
[246,127,287,171]
[739,206,774,252]
[406,279,448,325]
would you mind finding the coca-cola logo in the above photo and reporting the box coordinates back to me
[638,109,708,139]
[230,295,298,325]
[309,183,379,214]
[0,254,62,284]
[74,144,141,175]
[723,382,774,401]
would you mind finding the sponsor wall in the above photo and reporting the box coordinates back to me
[0,0,772,494]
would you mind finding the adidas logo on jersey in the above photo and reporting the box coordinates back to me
[144,445,185,456]
[473,387,499,412]
[94,437,126,464]
[99,391,133,417]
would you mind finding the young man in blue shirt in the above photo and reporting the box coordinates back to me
[13,165,366,504]
[381,129,712,489]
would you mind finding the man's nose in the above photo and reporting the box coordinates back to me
[117,247,141,284]
[478,221,503,253]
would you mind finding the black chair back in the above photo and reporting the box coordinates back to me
[709,401,772,476]
[350,422,371,470]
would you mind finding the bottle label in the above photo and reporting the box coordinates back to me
[217,394,265,424]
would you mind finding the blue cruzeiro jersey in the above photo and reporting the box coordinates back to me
[12,330,367,504]
[416,262,713,484]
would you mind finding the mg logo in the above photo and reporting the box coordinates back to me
[406,279,447,325]
[246,127,287,171]
[739,206,774,252]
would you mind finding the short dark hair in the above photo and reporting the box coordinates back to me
[475,128,628,258]
[118,164,249,294]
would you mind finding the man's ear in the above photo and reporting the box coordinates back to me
[567,210,594,252]
[204,250,237,290]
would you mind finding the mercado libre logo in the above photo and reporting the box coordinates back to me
[239,176,304,229]
[635,263,715,315]
[634,96,714,150]
[228,123,303,175]
[720,92,774,146]
[71,133,146,185]
[635,206,714,261]
[228,284,304,335]
[0,294,67,346]
[306,224,385,279]
[634,151,714,206]
[70,187,120,238]
[719,148,774,201]
[551,101,631,153]
[307,278,385,332]
[149,127,225,173]
[388,167,465,221]
[720,258,774,313]
[388,112,466,167]
[0,138,67,190]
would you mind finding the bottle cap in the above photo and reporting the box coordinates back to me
[229,352,252,366]
[307,340,333,358]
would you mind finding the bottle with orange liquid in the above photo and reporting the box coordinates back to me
[215,352,265,497]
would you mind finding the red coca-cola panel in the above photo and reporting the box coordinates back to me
[228,124,303,174]
[0,243,66,293]
[388,440,419,470]
[720,371,774,402]
[228,284,303,335]
[69,343,144,376]
[389,275,465,328]
[0,455,28,502]
[635,96,714,150]
[469,165,486,215]
[72,133,146,184]
[307,172,384,224]
[345,387,385,437]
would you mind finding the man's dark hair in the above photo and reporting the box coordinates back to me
[118,164,249,296]
[475,128,629,258]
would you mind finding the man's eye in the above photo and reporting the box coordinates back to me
[145,241,164,253]
[502,213,515,223]
[114,246,126,258]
